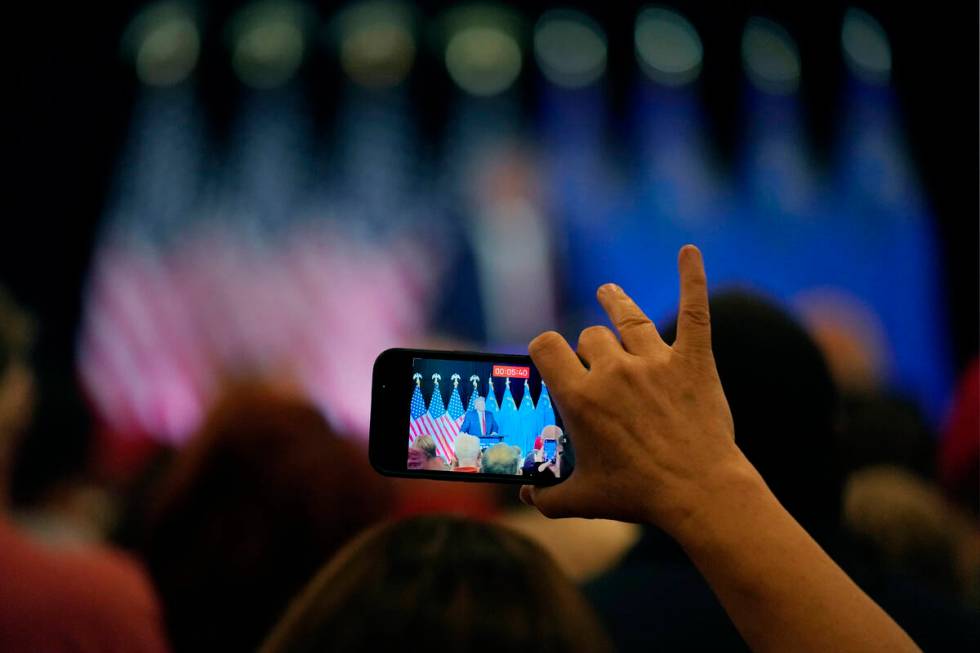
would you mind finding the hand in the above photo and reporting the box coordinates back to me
[521,245,750,538]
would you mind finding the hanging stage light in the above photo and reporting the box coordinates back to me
[122,1,200,87]
[442,5,523,97]
[741,16,801,94]
[331,1,416,88]
[228,0,312,90]
[534,9,607,89]
[841,7,892,84]
[635,7,703,87]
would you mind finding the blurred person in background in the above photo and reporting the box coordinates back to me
[467,145,559,344]
[0,286,169,652]
[584,289,979,651]
[481,442,521,475]
[844,465,974,602]
[259,515,614,653]
[939,358,979,518]
[141,383,391,652]
[938,358,980,609]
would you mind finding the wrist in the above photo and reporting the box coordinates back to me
[658,454,772,549]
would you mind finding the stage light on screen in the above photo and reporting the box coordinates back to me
[122,2,200,86]
[229,0,311,89]
[332,0,416,88]
[634,7,702,86]
[741,17,801,94]
[841,7,891,84]
[443,6,523,97]
[533,9,607,88]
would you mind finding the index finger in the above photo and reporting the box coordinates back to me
[673,244,712,355]
[528,331,586,394]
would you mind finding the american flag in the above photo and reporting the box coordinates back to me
[466,375,480,411]
[425,375,460,463]
[408,375,427,447]
[447,377,466,429]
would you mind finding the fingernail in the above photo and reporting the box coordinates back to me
[599,283,623,296]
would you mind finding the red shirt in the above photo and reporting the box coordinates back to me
[0,517,170,653]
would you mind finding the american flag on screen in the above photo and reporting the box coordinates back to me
[408,374,427,447]
[447,375,466,429]
[425,375,459,463]
[466,376,479,411]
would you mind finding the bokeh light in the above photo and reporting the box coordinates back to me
[229,0,311,89]
[534,9,607,88]
[333,0,416,88]
[122,1,200,87]
[742,16,801,94]
[443,6,523,97]
[635,7,703,86]
[842,7,892,84]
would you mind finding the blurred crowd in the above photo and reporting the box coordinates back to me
[1,280,977,651]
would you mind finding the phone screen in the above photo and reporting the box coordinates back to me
[404,355,567,480]
[542,439,557,461]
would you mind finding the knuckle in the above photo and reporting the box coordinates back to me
[616,314,652,332]
[680,306,711,327]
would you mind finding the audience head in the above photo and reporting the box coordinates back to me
[482,443,521,475]
[261,515,612,653]
[540,424,562,441]
[143,382,391,652]
[454,434,481,469]
[414,435,438,459]
[836,391,935,480]
[663,290,841,543]
[474,396,486,411]
[844,464,968,597]
[0,288,35,488]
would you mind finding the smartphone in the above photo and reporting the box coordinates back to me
[542,439,557,461]
[370,348,571,485]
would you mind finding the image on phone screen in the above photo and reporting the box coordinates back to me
[404,355,570,481]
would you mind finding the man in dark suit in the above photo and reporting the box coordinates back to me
[458,396,498,438]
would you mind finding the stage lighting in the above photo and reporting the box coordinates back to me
[741,17,800,94]
[534,9,606,88]
[841,7,891,84]
[122,2,200,86]
[331,0,416,88]
[635,7,702,86]
[229,0,312,89]
[443,5,523,97]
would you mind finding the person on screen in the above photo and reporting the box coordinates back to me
[459,396,498,437]
[452,434,482,473]
[522,426,567,480]
[481,443,522,475]
[412,435,449,471]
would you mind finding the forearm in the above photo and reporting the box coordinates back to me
[667,460,920,653]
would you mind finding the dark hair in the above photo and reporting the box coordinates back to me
[663,290,842,543]
[261,515,613,653]
[143,383,392,652]
[0,286,33,376]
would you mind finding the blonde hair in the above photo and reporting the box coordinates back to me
[414,435,438,459]
[454,434,481,466]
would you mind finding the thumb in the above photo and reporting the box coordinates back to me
[519,483,575,519]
